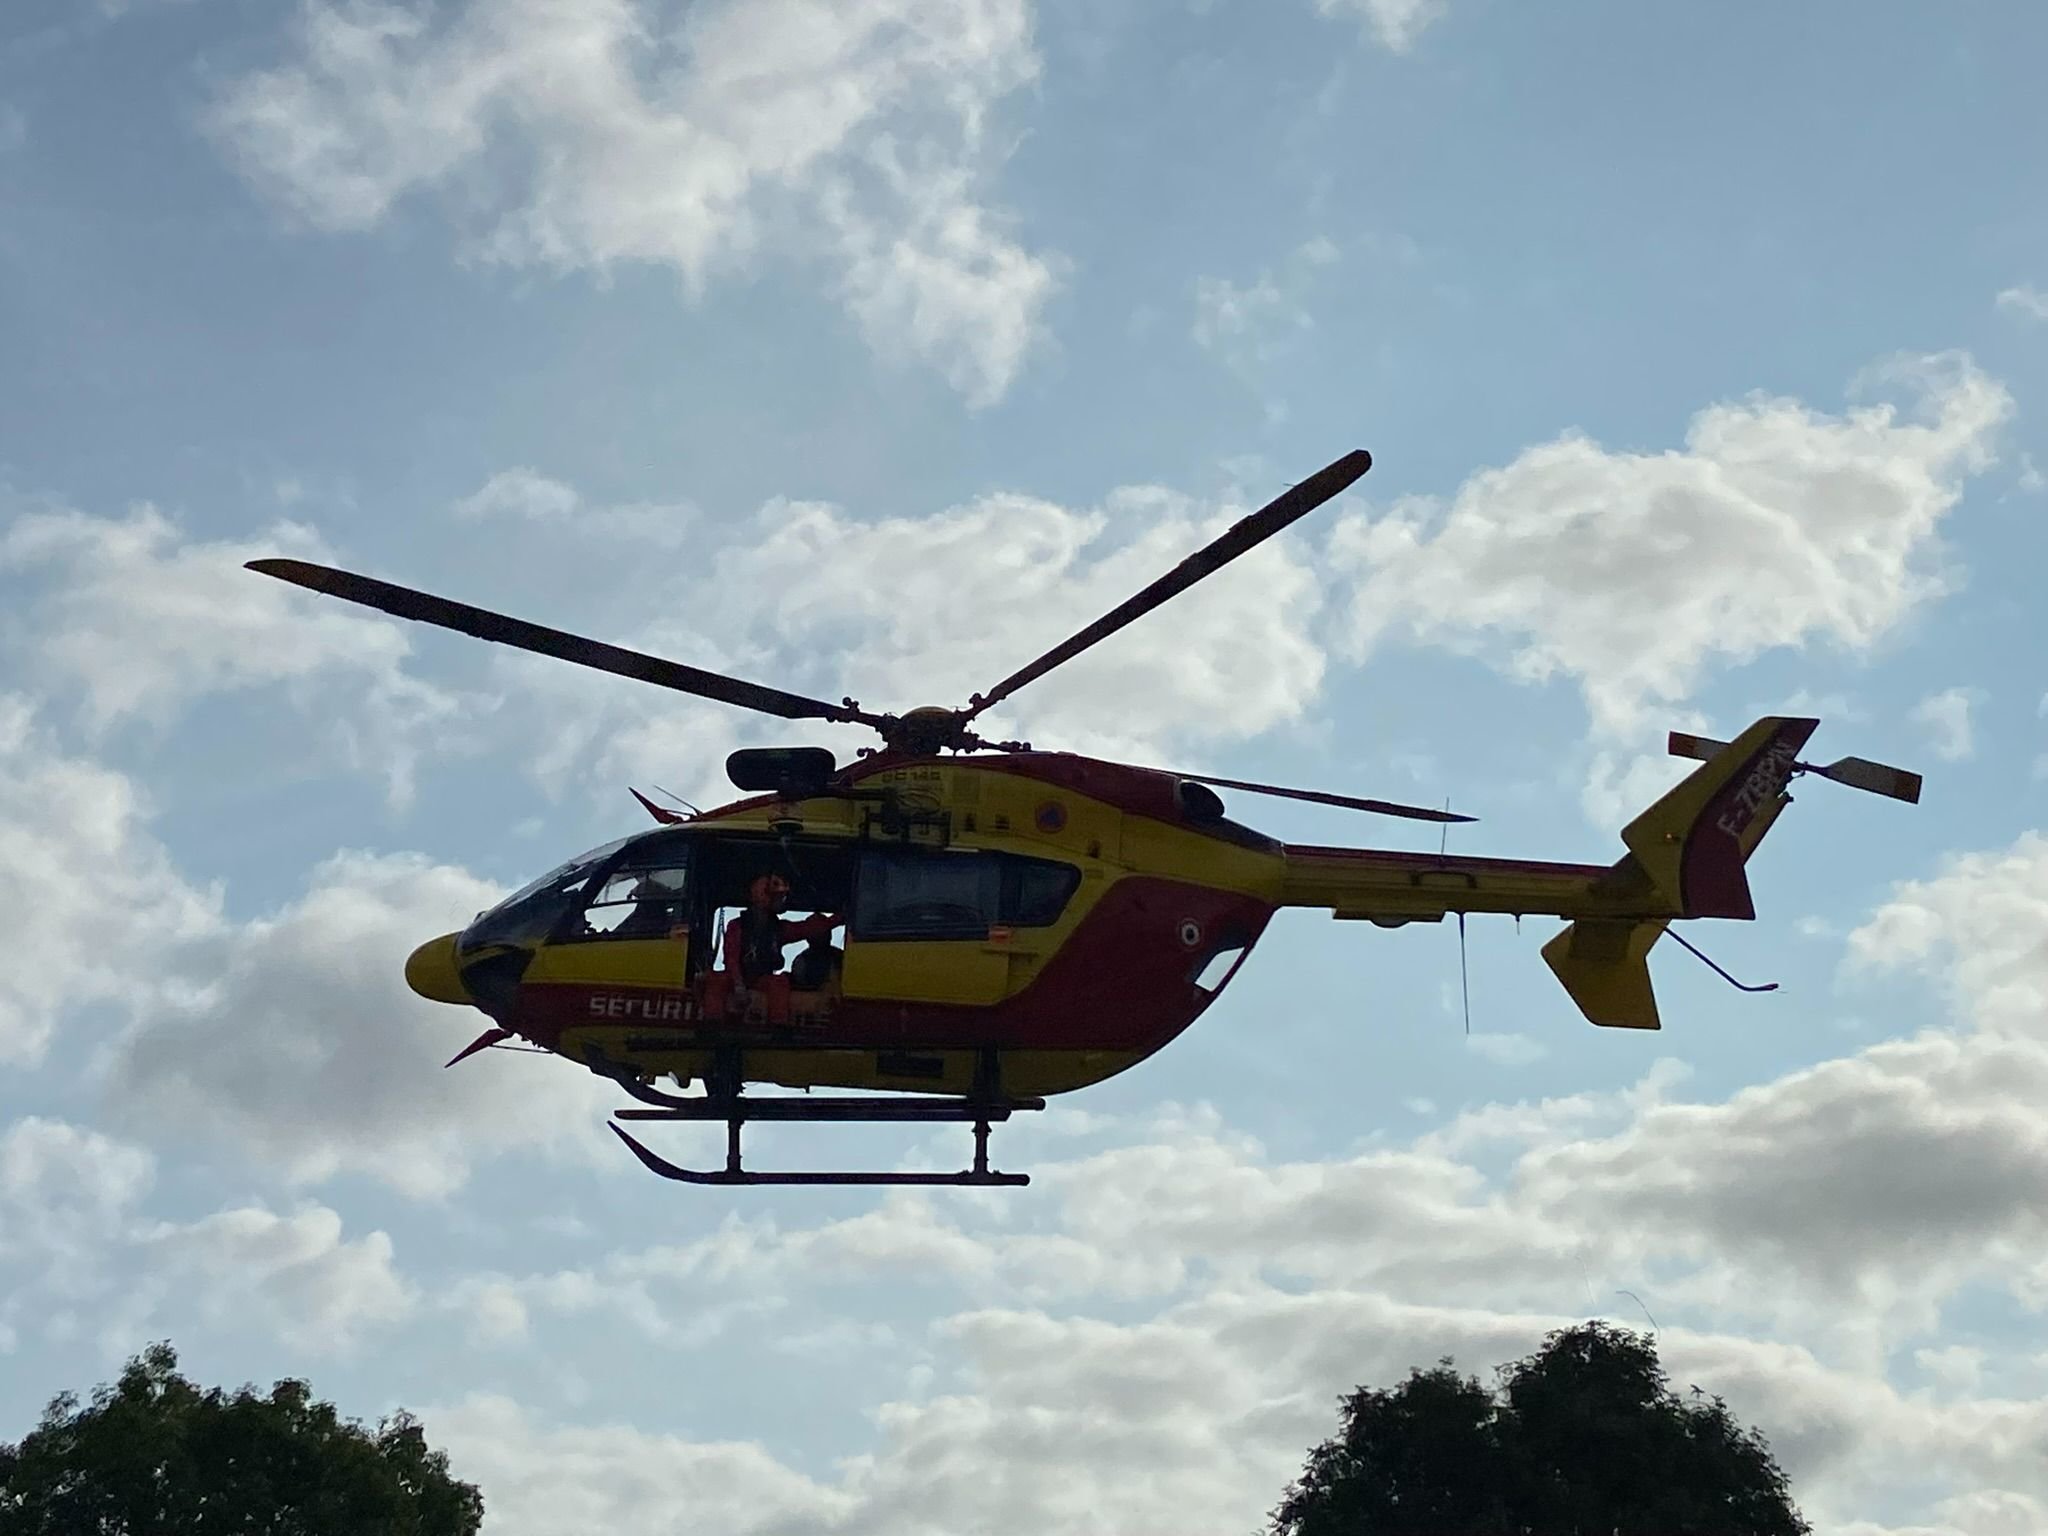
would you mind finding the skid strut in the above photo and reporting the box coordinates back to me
[599,1047,1039,1187]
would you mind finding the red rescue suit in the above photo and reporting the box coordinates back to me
[723,908,840,984]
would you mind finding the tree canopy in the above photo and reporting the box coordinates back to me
[1271,1320,1808,1536]
[0,1342,483,1536]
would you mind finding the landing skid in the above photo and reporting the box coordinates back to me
[590,1047,1040,1188]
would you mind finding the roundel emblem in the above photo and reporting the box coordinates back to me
[1177,918,1204,950]
[1034,799,1068,833]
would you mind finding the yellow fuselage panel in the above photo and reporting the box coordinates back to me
[843,939,1008,1006]
[525,935,690,988]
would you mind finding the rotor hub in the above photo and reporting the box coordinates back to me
[886,706,978,756]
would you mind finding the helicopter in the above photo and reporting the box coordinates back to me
[247,449,1923,1187]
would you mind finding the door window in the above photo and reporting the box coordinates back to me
[1001,857,1081,926]
[852,850,1079,940]
[854,850,999,940]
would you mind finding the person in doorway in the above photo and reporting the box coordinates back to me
[724,873,841,1012]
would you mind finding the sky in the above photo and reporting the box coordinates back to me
[3,0,2048,1531]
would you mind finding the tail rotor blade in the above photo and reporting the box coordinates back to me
[1667,731,1729,762]
[1815,755,1922,804]
[1670,728,1921,804]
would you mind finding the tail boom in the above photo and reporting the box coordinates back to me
[1280,716,1916,1032]
[1278,846,1652,926]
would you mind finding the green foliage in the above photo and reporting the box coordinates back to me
[1271,1321,1808,1536]
[0,1342,483,1536]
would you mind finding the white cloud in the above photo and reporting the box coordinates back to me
[1329,352,2011,738]
[1191,237,1341,400]
[137,1203,414,1353]
[109,849,617,1198]
[1911,686,1979,762]
[450,1278,532,1346]
[1190,273,1288,353]
[429,1394,852,1535]
[826,153,1063,407]
[1995,284,2048,322]
[1313,0,1446,52]
[1463,1030,1547,1066]
[0,1118,154,1280]
[0,1118,405,1358]
[1846,832,2048,1042]
[454,467,696,546]
[453,468,581,522]
[1578,736,1698,827]
[1928,1491,2048,1536]
[1915,1345,1986,1394]
[0,500,465,803]
[0,698,219,1064]
[700,483,1327,762]
[1520,1034,2048,1344]
[208,0,1057,404]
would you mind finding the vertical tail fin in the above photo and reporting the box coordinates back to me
[1619,716,1818,921]
[1542,918,1669,1030]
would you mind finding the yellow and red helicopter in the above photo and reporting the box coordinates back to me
[248,449,1921,1187]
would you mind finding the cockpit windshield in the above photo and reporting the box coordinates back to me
[458,836,632,954]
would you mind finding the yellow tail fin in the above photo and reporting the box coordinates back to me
[1619,715,1817,920]
[1544,716,1816,1030]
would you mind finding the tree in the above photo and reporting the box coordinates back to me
[0,1342,483,1536]
[1270,1321,1808,1536]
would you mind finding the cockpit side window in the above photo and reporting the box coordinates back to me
[573,853,692,942]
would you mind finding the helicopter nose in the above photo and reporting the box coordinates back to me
[405,933,470,1006]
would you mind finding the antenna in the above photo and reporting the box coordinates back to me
[652,783,703,816]
[1458,912,1471,1035]
[1440,797,1471,1033]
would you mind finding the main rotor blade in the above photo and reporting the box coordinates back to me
[1170,769,1476,824]
[247,558,884,729]
[965,449,1373,719]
